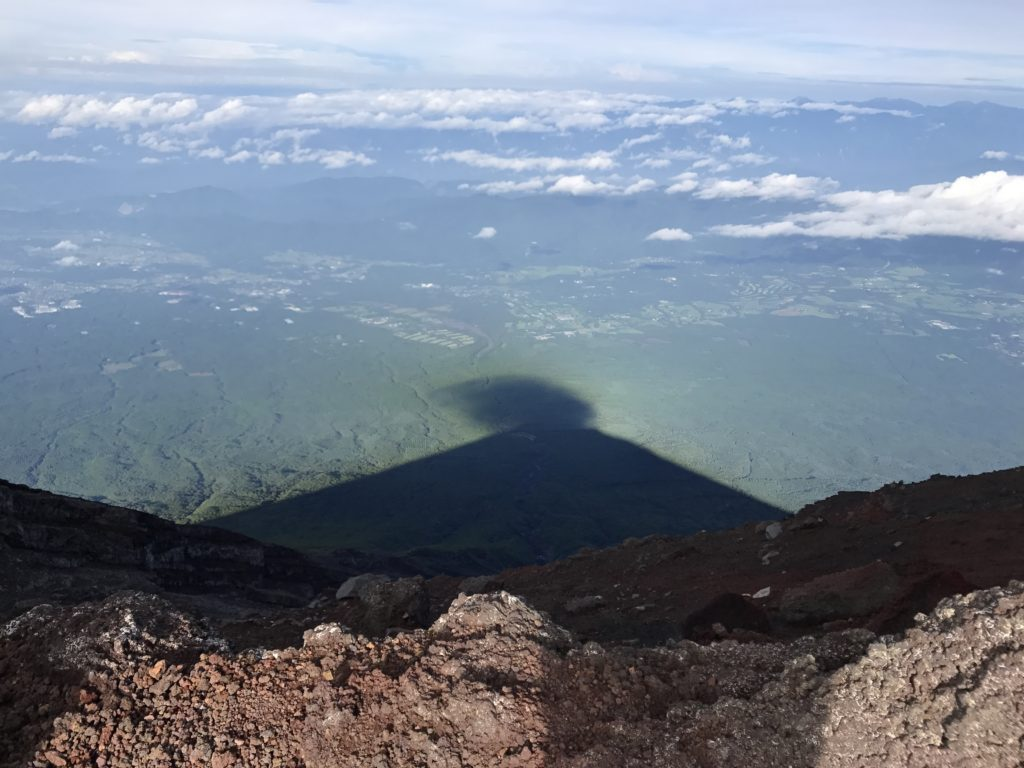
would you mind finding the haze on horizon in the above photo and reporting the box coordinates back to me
[2,0,1024,102]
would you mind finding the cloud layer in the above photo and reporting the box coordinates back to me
[5,1,1021,98]
[461,174,657,197]
[4,91,915,139]
[714,172,1024,242]
[426,149,617,173]
[695,173,838,201]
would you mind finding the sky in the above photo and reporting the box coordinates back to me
[2,0,1024,102]
[2,1,1023,243]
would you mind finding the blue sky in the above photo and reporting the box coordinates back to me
[2,0,1024,102]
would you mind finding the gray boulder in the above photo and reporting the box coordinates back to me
[335,573,391,601]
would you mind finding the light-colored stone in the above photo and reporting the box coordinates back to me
[336,574,391,601]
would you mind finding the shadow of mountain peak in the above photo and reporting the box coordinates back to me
[212,377,781,575]
[438,376,595,432]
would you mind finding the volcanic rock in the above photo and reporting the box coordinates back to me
[4,467,1024,765]
[335,573,391,600]
[779,561,901,625]
[458,574,502,595]
[682,592,771,640]
[564,595,605,614]
[4,584,1024,767]
[360,575,430,627]
[0,479,332,624]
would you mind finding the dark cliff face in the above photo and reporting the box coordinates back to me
[0,480,334,622]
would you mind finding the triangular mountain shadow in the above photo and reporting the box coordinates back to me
[213,378,782,575]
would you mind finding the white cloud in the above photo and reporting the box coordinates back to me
[645,227,693,242]
[47,126,77,139]
[231,141,373,170]
[639,158,671,169]
[15,95,199,129]
[106,50,153,65]
[224,149,255,164]
[426,148,616,173]
[51,240,79,251]
[258,150,286,166]
[547,175,617,196]
[283,89,656,134]
[980,149,1024,161]
[54,255,84,266]
[729,152,774,166]
[0,89,934,181]
[0,92,923,167]
[136,131,191,153]
[472,226,497,239]
[623,178,657,195]
[710,134,751,150]
[194,98,252,127]
[713,171,1024,242]
[10,150,93,164]
[715,98,914,119]
[190,146,226,160]
[695,173,837,201]
[797,101,914,118]
[272,128,321,143]
[623,109,714,128]
[291,147,374,169]
[666,172,699,195]
[464,173,652,197]
[190,128,374,169]
[139,156,163,165]
[638,147,706,169]
[618,133,661,151]
[464,178,548,195]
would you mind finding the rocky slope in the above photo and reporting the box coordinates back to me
[441,466,1024,644]
[4,586,1023,767]
[2,467,1024,766]
[0,479,334,625]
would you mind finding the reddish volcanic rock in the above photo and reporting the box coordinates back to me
[2,468,1024,766]
[5,585,1024,767]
